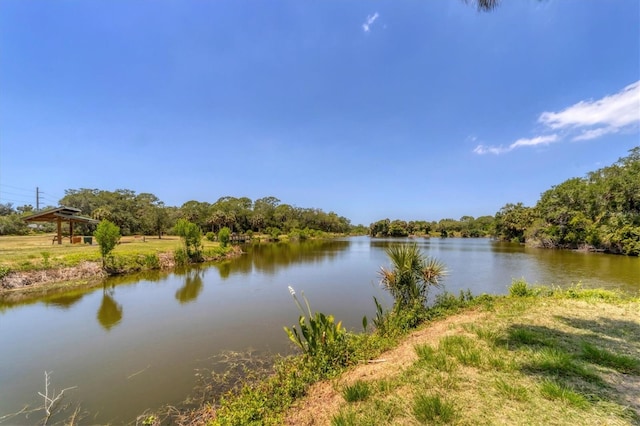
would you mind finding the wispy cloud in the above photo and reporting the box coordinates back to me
[362,12,379,33]
[473,145,507,155]
[474,81,639,155]
[474,135,558,155]
[511,134,559,149]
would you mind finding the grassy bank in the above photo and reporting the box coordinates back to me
[0,234,237,293]
[173,284,639,426]
[0,234,221,271]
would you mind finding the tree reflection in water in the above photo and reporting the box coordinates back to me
[175,269,204,304]
[97,286,123,331]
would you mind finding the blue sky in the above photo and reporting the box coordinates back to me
[1,0,638,225]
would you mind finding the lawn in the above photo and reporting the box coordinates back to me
[0,233,219,272]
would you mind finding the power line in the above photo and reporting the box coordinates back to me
[0,190,35,198]
[40,191,64,203]
[0,197,35,205]
[0,183,33,193]
[0,186,64,208]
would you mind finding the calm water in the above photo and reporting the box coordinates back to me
[0,237,638,423]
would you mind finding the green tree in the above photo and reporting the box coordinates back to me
[179,200,211,232]
[0,203,14,216]
[389,220,409,237]
[369,218,390,237]
[94,220,121,267]
[526,147,640,254]
[175,219,203,262]
[0,214,29,235]
[494,202,535,243]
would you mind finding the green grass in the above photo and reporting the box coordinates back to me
[438,335,484,368]
[507,327,554,347]
[493,377,529,402]
[580,341,640,374]
[331,410,358,426]
[0,234,229,273]
[412,394,457,424]
[539,379,590,409]
[342,381,371,402]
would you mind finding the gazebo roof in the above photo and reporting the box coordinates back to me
[23,206,99,224]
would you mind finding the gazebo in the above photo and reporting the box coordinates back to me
[23,206,99,244]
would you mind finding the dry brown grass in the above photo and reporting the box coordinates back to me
[0,261,104,290]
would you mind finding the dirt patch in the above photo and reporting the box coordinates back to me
[284,309,487,426]
[0,261,105,291]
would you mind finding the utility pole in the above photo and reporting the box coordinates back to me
[36,187,40,211]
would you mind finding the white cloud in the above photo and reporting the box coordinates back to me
[474,134,558,155]
[572,127,617,141]
[362,12,379,33]
[473,81,639,155]
[473,145,508,155]
[539,81,640,133]
[510,134,559,149]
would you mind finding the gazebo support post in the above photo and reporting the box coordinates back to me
[70,221,74,243]
[57,217,62,245]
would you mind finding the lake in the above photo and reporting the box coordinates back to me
[0,237,638,424]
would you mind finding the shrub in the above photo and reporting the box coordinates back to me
[0,265,11,280]
[266,227,281,241]
[174,219,203,262]
[218,227,231,247]
[509,278,532,297]
[205,231,216,242]
[94,220,121,268]
[143,253,160,270]
[174,247,189,267]
[0,215,29,235]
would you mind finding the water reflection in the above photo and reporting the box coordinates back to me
[97,286,123,331]
[106,269,165,286]
[211,239,350,278]
[44,292,85,309]
[175,269,204,304]
[216,261,232,279]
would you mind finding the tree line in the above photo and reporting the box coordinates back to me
[4,148,638,256]
[494,147,640,255]
[0,191,353,237]
[369,216,496,238]
[369,148,639,256]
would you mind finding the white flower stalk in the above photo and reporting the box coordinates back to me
[288,285,305,316]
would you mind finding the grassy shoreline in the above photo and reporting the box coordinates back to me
[165,284,639,426]
[0,234,241,295]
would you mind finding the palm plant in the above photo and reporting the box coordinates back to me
[379,243,446,309]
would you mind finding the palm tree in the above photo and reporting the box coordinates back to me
[379,243,446,309]
[469,0,500,12]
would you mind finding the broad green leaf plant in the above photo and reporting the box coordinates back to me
[284,286,345,358]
